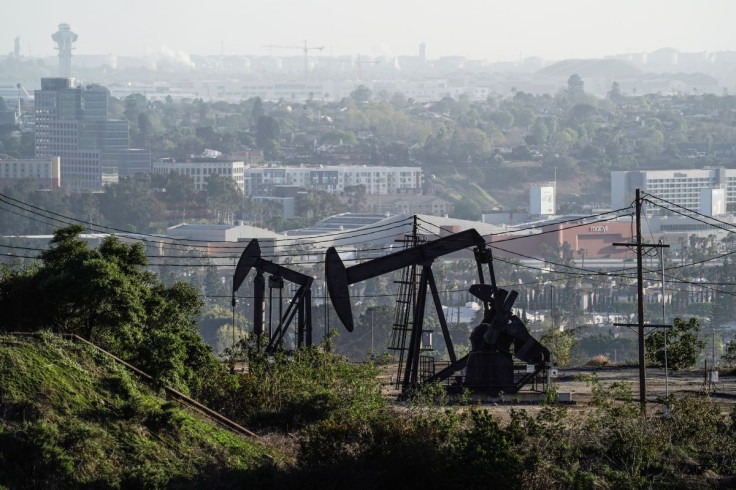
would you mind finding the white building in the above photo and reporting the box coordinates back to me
[530,186,556,215]
[611,168,736,214]
[243,165,422,196]
[701,188,726,217]
[152,159,245,192]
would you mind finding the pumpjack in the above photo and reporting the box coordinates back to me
[325,228,550,395]
[233,239,313,353]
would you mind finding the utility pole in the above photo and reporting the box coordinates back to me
[371,308,374,353]
[660,240,669,397]
[550,284,555,330]
[613,189,671,414]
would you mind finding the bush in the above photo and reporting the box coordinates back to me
[195,338,385,431]
[587,354,609,367]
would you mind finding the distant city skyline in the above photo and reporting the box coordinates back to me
[3,0,736,62]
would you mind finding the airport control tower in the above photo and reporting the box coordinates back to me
[51,23,77,77]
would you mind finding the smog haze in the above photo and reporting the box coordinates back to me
[3,0,736,61]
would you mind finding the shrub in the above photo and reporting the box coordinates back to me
[587,354,609,367]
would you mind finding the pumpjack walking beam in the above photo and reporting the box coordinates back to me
[233,239,314,352]
[325,229,496,391]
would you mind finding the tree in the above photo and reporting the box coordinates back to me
[198,305,249,354]
[206,173,242,224]
[566,74,585,100]
[320,130,357,145]
[350,85,373,104]
[488,111,514,130]
[153,171,196,209]
[512,107,536,129]
[539,327,577,366]
[251,96,264,120]
[343,184,367,212]
[99,174,165,232]
[646,317,706,371]
[0,226,213,390]
[608,81,623,103]
[296,190,348,221]
[723,339,736,365]
[530,118,549,145]
[255,114,282,160]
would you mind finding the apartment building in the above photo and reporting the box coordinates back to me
[152,158,245,192]
[243,165,423,196]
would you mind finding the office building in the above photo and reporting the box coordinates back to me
[117,149,152,178]
[152,158,245,191]
[34,78,146,190]
[611,168,736,214]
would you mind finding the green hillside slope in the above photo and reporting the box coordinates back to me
[0,333,276,489]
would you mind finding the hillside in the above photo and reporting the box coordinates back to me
[434,161,608,213]
[0,333,277,489]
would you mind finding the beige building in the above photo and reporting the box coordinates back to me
[0,157,61,189]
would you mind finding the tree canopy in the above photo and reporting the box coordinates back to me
[0,225,212,390]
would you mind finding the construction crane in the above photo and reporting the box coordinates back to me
[261,40,324,78]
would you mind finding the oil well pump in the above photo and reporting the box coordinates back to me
[325,228,550,395]
[232,239,313,353]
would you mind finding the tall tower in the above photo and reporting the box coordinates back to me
[51,23,77,77]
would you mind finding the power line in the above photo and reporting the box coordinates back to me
[0,191,416,249]
[0,196,415,255]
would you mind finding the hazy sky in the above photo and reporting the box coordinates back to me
[4,0,736,61]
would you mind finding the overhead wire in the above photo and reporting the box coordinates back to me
[0,196,416,258]
[0,192,416,252]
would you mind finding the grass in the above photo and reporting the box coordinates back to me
[440,174,499,209]
[0,333,278,489]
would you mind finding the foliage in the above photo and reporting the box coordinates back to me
[295,189,348,220]
[723,339,736,365]
[0,334,276,489]
[99,174,166,233]
[540,327,578,366]
[586,354,610,367]
[0,226,213,391]
[196,336,386,432]
[646,317,706,371]
[198,305,249,354]
[206,173,242,224]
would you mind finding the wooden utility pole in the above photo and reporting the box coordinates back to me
[613,189,670,414]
